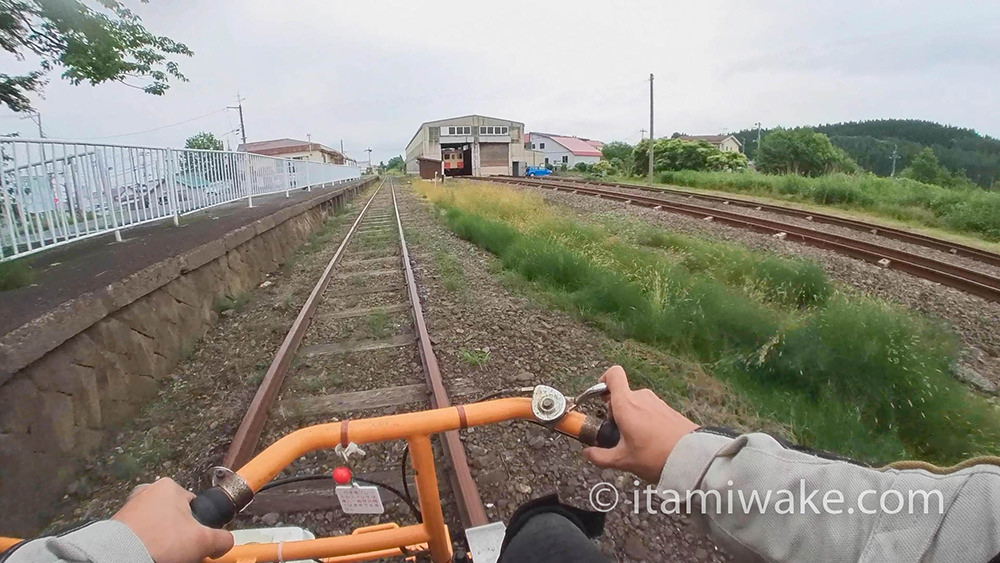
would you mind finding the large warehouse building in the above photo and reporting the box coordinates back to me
[405,115,542,177]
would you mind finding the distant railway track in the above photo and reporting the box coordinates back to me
[477,176,1000,303]
[223,177,486,536]
[511,175,1000,269]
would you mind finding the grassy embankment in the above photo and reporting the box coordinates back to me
[417,179,1000,465]
[649,170,1000,243]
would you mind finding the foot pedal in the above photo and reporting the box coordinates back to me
[465,521,507,563]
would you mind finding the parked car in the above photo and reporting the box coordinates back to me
[525,166,552,177]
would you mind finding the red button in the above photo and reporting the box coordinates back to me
[332,466,352,485]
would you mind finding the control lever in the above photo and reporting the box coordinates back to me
[569,382,609,411]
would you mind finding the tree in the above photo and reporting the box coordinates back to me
[601,140,634,175]
[706,151,749,172]
[900,148,952,186]
[185,132,223,151]
[633,138,746,174]
[386,155,404,171]
[1,1,192,112]
[733,119,998,187]
[755,128,858,177]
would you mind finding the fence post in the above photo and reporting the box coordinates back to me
[283,159,290,198]
[167,150,181,226]
[96,150,123,242]
[243,152,254,208]
[305,161,311,192]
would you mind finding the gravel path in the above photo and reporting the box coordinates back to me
[520,183,1000,392]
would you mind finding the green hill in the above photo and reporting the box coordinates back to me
[733,119,1000,188]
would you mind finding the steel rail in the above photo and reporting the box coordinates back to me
[389,177,488,530]
[516,175,1000,268]
[482,177,1000,303]
[223,178,386,469]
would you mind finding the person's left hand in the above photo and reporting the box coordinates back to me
[113,477,234,563]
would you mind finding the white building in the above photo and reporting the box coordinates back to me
[526,133,604,168]
[676,134,743,153]
[405,115,542,176]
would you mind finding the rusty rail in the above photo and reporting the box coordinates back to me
[390,177,488,529]
[481,176,1000,303]
[515,175,1000,269]
[223,175,486,533]
[223,178,385,469]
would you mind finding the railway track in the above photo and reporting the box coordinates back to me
[478,176,1000,303]
[222,176,486,552]
[520,175,1000,268]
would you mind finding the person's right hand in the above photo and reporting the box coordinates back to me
[582,365,699,482]
[113,477,234,563]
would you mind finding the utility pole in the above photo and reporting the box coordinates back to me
[228,94,247,147]
[228,93,252,207]
[647,73,654,186]
[365,147,373,173]
[639,128,647,140]
[755,122,762,158]
[21,111,43,138]
[890,144,900,177]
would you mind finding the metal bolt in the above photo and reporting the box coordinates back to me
[540,397,555,412]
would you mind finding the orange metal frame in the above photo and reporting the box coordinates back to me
[0,398,590,562]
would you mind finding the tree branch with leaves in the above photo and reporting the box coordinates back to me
[0,0,192,112]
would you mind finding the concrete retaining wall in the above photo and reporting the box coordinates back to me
[0,178,375,534]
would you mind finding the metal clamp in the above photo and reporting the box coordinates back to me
[210,466,254,512]
[531,385,568,423]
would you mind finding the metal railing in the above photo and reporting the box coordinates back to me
[0,138,361,261]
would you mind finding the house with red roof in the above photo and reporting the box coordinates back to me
[527,132,604,168]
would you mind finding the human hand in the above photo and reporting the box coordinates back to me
[113,477,234,563]
[582,365,698,482]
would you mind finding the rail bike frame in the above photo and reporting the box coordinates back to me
[0,397,607,563]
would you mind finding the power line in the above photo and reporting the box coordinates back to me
[81,108,229,140]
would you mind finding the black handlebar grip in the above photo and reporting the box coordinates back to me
[596,419,620,448]
[190,487,237,529]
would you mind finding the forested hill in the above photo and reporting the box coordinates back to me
[733,119,1000,188]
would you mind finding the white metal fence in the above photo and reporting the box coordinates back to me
[0,138,362,261]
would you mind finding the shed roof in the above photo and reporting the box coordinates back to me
[676,134,743,147]
[238,138,349,159]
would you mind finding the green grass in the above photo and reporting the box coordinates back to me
[0,259,34,291]
[652,170,1000,242]
[213,292,250,313]
[434,249,467,293]
[418,180,1000,465]
[459,347,491,368]
[366,308,390,338]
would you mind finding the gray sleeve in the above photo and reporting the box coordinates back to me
[2,521,153,563]
[656,430,1000,562]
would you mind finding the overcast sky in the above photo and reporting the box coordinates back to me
[1,1,997,164]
